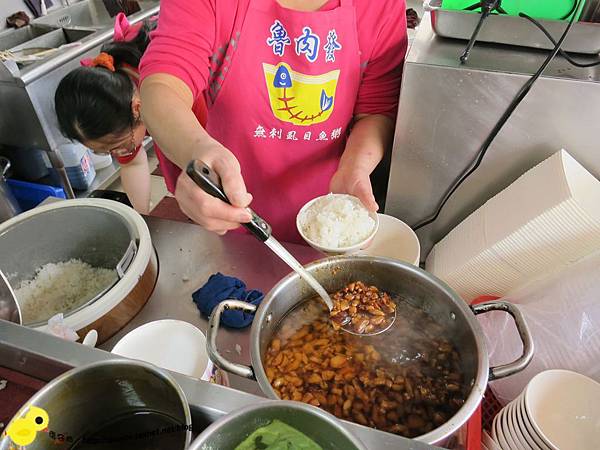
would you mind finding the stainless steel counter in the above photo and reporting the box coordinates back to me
[101,216,323,395]
[0,215,438,449]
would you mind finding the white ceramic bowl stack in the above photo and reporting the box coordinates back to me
[426,150,600,302]
[487,370,600,450]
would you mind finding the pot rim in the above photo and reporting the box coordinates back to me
[0,199,152,332]
[0,359,192,449]
[250,255,489,445]
[188,399,367,450]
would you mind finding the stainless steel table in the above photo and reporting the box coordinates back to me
[100,216,323,396]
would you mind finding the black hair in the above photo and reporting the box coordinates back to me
[54,20,155,143]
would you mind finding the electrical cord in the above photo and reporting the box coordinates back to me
[560,0,579,20]
[520,13,600,68]
[412,0,582,231]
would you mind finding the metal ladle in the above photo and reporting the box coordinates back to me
[187,160,395,336]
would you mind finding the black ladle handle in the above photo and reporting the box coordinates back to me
[186,160,272,242]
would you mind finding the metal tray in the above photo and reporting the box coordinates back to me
[425,0,600,54]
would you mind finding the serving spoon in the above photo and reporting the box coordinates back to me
[187,160,395,336]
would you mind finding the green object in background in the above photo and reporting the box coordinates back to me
[234,420,323,450]
[441,0,584,21]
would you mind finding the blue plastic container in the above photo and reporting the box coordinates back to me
[6,179,67,211]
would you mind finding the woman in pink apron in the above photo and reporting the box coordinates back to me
[140,0,407,243]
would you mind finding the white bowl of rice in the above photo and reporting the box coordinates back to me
[297,194,379,255]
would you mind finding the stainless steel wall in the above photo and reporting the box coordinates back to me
[385,14,600,261]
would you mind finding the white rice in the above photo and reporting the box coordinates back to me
[14,259,116,324]
[300,194,376,248]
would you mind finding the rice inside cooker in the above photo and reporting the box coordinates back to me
[14,259,117,324]
[300,195,375,248]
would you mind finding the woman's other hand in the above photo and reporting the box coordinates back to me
[330,114,395,212]
[329,166,378,212]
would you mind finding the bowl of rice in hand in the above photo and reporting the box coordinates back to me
[297,194,379,255]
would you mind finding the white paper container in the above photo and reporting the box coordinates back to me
[426,150,600,301]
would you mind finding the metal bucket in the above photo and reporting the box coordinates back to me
[207,256,534,445]
[189,400,366,450]
[0,360,192,450]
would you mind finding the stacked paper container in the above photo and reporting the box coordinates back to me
[426,150,600,302]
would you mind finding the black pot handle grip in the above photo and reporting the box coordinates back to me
[186,160,272,242]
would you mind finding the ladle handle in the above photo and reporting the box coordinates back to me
[187,160,272,242]
[207,300,256,380]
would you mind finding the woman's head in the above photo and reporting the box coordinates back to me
[55,63,146,157]
[54,20,154,156]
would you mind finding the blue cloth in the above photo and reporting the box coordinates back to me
[192,273,264,328]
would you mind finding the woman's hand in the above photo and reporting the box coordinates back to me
[175,146,253,235]
[330,166,378,212]
[141,74,253,235]
[330,114,395,212]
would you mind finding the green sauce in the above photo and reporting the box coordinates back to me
[234,420,323,450]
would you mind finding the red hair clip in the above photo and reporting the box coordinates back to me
[113,12,143,42]
[80,52,115,72]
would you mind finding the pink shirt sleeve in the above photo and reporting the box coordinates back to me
[353,0,408,120]
[139,0,216,99]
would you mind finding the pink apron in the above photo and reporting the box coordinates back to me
[206,0,361,243]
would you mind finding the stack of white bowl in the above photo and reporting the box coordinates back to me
[485,370,600,450]
[426,150,600,302]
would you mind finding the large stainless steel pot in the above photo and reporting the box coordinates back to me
[0,199,157,343]
[0,360,192,450]
[207,256,534,445]
[189,400,366,450]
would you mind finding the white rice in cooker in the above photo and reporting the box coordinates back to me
[300,194,376,248]
[14,259,116,324]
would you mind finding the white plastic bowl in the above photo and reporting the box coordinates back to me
[524,369,600,450]
[296,194,379,255]
[112,319,214,380]
[357,214,420,265]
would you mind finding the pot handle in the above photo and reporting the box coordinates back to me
[471,301,534,381]
[116,240,137,278]
[207,299,257,380]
